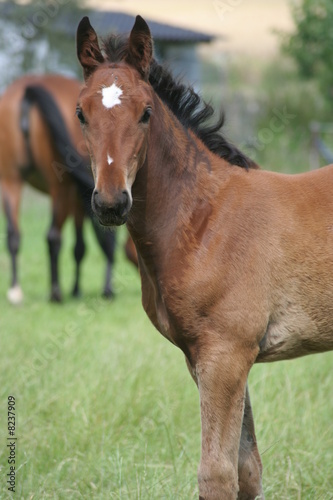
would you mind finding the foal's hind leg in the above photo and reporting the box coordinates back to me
[238,385,263,499]
[1,178,23,304]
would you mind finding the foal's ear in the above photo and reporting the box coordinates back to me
[77,16,104,80]
[127,15,153,80]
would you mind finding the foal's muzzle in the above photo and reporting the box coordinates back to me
[92,189,131,226]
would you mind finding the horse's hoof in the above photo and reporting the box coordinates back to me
[102,288,114,299]
[50,286,62,303]
[7,285,24,305]
[72,286,81,298]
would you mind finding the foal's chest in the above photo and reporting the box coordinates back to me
[140,269,183,348]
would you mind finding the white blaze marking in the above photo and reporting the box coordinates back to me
[101,83,123,109]
[107,154,113,165]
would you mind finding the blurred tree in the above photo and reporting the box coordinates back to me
[282,0,333,100]
[0,0,90,90]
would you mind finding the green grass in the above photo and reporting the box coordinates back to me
[0,189,332,499]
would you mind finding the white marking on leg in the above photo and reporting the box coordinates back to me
[101,83,123,109]
[107,154,113,165]
[7,285,23,305]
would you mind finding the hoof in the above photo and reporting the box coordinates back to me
[50,286,62,303]
[72,286,81,298]
[102,288,114,299]
[7,285,23,305]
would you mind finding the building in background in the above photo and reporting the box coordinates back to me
[0,2,214,91]
[58,11,215,86]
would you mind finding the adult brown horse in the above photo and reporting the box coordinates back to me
[0,74,116,303]
[76,16,333,499]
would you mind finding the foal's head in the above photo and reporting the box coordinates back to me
[76,16,153,226]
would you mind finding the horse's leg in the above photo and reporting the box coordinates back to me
[72,204,86,297]
[102,229,115,298]
[185,359,263,499]
[238,385,264,500]
[90,217,115,298]
[1,179,23,304]
[47,193,68,302]
[47,216,62,302]
[193,340,258,500]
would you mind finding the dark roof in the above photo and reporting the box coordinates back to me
[0,0,215,43]
[0,2,214,44]
[86,11,214,43]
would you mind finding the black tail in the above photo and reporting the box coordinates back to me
[23,84,93,205]
[21,84,116,261]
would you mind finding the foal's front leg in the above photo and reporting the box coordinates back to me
[186,361,263,498]
[195,342,258,500]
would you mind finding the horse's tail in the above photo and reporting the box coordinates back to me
[22,84,94,200]
[21,84,116,260]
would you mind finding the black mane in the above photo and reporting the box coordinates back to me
[102,35,257,170]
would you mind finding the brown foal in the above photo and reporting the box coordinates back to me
[76,15,333,499]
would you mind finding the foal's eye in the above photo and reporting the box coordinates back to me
[139,107,152,124]
[76,107,86,125]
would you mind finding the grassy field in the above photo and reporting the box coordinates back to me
[0,190,332,499]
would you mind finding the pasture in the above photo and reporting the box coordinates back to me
[0,189,332,499]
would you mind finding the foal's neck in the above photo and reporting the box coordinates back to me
[128,94,232,265]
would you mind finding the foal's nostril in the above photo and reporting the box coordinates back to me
[115,190,130,217]
[121,190,129,206]
[92,189,100,208]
